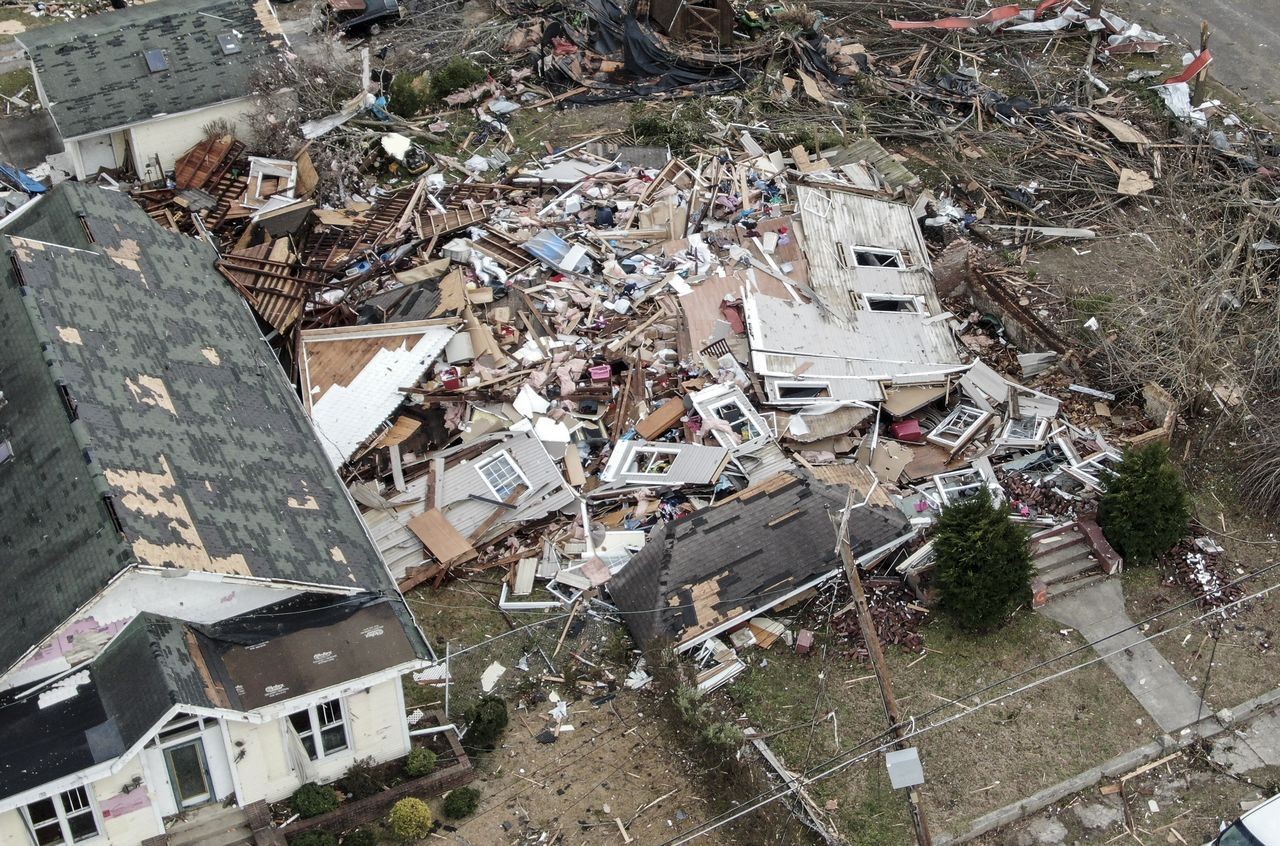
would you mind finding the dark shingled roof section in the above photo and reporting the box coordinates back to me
[0,182,429,671]
[0,677,122,798]
[608,471,912,648]
[18,0,284,140]
[92,613,216,751]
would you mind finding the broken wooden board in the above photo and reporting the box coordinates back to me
[406,507,478,567]
[634,397,686,440]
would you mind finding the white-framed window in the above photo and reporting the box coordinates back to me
[926,405,992,449]
[775,381,831,400]
[22,786,100,845]
[859,293,924,314]
[708,397,763,442]
[1000,416,1050,447]
[934,468,987,506]
[835,243,904,270]
[288,698,349,761]
[625,445,680,477]
[476,451,528,499]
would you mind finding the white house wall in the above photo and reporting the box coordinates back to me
[3,569,306,690]
[126,97,258,180]
[226,678,410,804]
[0,757,162,846]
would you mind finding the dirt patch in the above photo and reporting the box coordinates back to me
[0,20,26,35]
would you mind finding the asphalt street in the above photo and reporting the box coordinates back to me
[1116,0,1280,120]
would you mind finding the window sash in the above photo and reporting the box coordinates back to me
[478,454,525,498]
[709,399,761,441]
[289,698,349,761]
[626,448,678,476]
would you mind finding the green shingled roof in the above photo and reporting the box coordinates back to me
[18,0,286,140]
[0,182,427,672]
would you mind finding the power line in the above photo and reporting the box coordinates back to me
[658,568,1280,846]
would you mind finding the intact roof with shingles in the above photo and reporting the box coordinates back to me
[18,0,285,140]
[0,182,425,671]
[608,471,911,647]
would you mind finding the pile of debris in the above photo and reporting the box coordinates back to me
[1162,536,1245,610]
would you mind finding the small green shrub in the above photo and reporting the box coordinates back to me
[403,747,436,778]
[933,488,1032,632]
[1099,442,1190,565]
[442,786,481,819]
[387,73,432,118]
[464,695,508,751]
[700,721,745,752]
[429,57,485,102]
[339,757,381,801]
[289,832,337,846]
[388,797,434,841]
[343,829,377,846]
[291,782,340,818]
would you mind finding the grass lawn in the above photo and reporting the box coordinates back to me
[724,608,1157,844]
[1122,556,1280,711]
[0,67,32,101]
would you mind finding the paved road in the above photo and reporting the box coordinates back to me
[1116,0,1280,121]
[1040,580,1206,734]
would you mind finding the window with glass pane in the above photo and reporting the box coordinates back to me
[23,787,99,845]
[317,699,348,755]
[288,698,348,761]
[478,454,524,498]
[288,709,318,759]
[62,788,98,842]
[711,399,761,441]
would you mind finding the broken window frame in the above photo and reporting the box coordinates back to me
[999,415,1050,448]
[288,697,350,761]
[775,380,832,401]
[706,396,764,444]
[933,468,988,506]
[476,451,529,499]
[925,405,992,449]
[835,243,905,270]
[858,293,925,314]
[624,444,681,478]
[22,786,100,845]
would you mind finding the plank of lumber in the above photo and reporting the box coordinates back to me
[406,507,478,567]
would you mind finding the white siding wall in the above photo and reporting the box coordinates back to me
[228,678,410,803]
[127,98,258,180]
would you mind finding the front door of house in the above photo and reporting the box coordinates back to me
[164,739,212,808]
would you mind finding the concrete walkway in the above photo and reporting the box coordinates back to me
[1211,709,1280,773]
[1039,580,1206,733]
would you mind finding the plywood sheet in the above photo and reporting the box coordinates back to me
[406,507,477,566]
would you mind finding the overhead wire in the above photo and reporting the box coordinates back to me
[656,565,1280,845]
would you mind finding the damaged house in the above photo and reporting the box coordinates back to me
[0,183,431,845]
[18,0,288,181]
[745,186,965,407]
[608,471,913,654]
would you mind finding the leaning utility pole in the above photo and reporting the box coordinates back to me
[835,489,933,846]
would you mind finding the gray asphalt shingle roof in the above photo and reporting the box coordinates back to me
[0,182,427,672]
[19,0,286,140]
[608,471,912,648]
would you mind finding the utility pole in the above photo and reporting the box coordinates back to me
[835,489,933,846]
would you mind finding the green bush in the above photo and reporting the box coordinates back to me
[933,488,1032,632]
[387,73,432,119]
[403,747,436,778]
[1099,442,1190,565]
[464,695,508,752]
[388,797,434,841]
[339,757,382,801]
[343,830,377,846]
[291,782,341,818]
[699,721,745,752]
[442,786,481,819]
[429,57,485,102]
[289,832,337,846]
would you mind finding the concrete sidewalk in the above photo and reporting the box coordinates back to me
[1040,580,1205,733]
